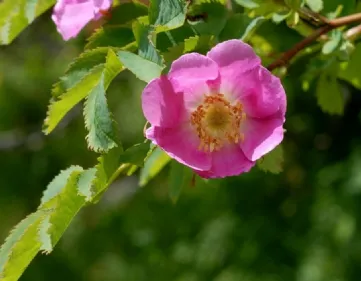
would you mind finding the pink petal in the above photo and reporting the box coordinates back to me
[196,145,255,178]
[241,66,286,119]
[169,53,219,83]
[52,1,95,40]
[219,66,286,119]
[146,126,211,171]
[240,116,284,161]
[207,39,261,75]
[52,0,112,40]
[142,76,185,127]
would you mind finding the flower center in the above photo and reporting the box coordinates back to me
[190,93,246,152]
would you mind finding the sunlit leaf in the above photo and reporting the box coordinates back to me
[0,0,56,45]
[139,147,171,187]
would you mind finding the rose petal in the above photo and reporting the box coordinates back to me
[168,53,220,112]
[207,39,261,75]
[52,1,95,40]
[196,144,255,178]
[146,126,211,171]
[240,116,284,161]
[169,53,219,83]
[142,76,185,127]
[241,66,286,119]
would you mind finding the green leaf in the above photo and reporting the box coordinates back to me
[0,0,56,45]
[107,2,148,26]
[44,48,109,133]
[322,29,342,55]
[91,147,125,198]
[305,0,323,12]
[338,43,361,89]
[187,0,227,37]
[45,49,123,153]
[257,145,284,174]
[0,210,47,281]
[133,21,164,65]
[233,0,260,8]
[139,147,171,187]
[85,27,135,50]
[316,72,344,115]
[219,14,264,42]
[39,170,86,253]
[40,166,83,207]
[77,168,97,201]
[149,0,187,30]
[168,160,193,203]
[117,50,164,82]
[83,49,122,153]
[118,142,151,167]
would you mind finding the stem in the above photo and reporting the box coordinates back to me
[267,12,361,71]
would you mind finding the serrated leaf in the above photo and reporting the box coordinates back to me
[168,160,192,203]
[39,170,86,253]
[118,142,151,167]
[40,165,83,207]
[91,147,125,197]
[85,27,135,50]
[77,168,97,201]
[316,72,344,115]
[83,49,122,153]
[0,211,47,281]
[44,64,104,134]
[139,147,171,187]
[0,0,56,45]
[305,0,323,12]
[219,14,264,42]
[133,21,164,65]
[257,145,284,174]
[338,43,361,89]
[117,50,163,82]
[149,0,187,30]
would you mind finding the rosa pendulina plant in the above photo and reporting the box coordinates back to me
[142,40,286,178]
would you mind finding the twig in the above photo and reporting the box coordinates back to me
[345,23,361,41]
[267,12,361,71]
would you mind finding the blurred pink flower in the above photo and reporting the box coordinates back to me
[52,0,112,40]
[142,40,286,178]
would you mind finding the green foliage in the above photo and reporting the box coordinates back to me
[149,0,187,31]
[4,0,361,280]
[85,27,135,50]
[0,0,55,45]
[316,70,344,115]
[187,0,227,36]
[45,49,123,152]
[322,29,342,55]
[257,145,284,174]
[338,43,361,89]
[305,0,324,12]
[139,147,171,187]
[168,160,193,203]
[83,49,122,153]
[219,14,264,42]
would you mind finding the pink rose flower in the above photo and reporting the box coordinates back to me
[52,0,112,40]
[142,40,286,178]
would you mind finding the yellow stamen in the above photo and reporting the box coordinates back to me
[190,93,245,153]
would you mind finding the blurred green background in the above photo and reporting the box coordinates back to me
[2,6,361,281]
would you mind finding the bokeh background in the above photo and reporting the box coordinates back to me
[2,3,361,281]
